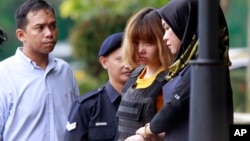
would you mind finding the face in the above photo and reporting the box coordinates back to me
[137,40,160,66]
[16,9,58,57]
[100,48,132,85]
[162,19,181,56]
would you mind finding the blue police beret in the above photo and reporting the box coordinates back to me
[98,32,124,57]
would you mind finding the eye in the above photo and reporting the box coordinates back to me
[116,57,122,62]
[162,22,171,31]
[163,25,170,31]
[141,40,153,46]
[35,25,43,31]
[144,42,152,46]
[50,23,57,29]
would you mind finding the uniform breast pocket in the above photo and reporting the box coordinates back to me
[88,121,115,140]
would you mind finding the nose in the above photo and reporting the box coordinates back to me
[122,62,133,71]
[44,27,53,37]
[163,31,168,42]
[138,44,145,54]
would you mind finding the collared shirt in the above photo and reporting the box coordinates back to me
[0,47,79,141]
[64,81,121,141]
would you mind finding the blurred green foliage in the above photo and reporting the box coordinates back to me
[70,12,130,80]
[60,0,167,21]
[226,0,247,47]
[230,67,247,112]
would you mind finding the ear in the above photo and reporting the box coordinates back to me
[16,29,25,42]
[99,56,108,69]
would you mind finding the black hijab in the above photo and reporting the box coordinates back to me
[156,0,231,79]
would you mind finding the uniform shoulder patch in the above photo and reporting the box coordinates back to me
[76,87,104,103]
[66,121,77,131]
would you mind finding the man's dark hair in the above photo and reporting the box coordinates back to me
[0,28,7,45]
[15,0,55,29]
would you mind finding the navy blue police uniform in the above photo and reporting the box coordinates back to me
[64,32,124,141]
[64,81,121,141]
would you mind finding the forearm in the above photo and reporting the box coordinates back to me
[150,103,178,133]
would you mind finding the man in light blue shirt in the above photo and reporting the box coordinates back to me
[0,0,79,141]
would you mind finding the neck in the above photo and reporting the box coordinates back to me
[109,80,124,94]
[143,62,162,78]
[22,48,49,70]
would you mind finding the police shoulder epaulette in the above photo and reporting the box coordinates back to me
[76,87,104,103]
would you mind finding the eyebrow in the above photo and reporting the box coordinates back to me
[34,20,56,26]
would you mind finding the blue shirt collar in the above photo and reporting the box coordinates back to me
[16,47,56,71]
[105,81,121,103]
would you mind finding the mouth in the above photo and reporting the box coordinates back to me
[44,41,55,46]
[123,71,132,76]
[139,57,147,61]
[166,43,171,47]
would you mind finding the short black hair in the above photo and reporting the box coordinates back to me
[15,0,55,29]
[0,28,7,45]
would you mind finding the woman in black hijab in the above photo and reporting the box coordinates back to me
[125,0,233,141]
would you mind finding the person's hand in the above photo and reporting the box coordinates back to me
[135,127,145,137]
[124,134,145,141]
[135,124,162,141]
[136,123,153,139]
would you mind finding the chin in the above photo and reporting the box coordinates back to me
[171,50,177,56]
